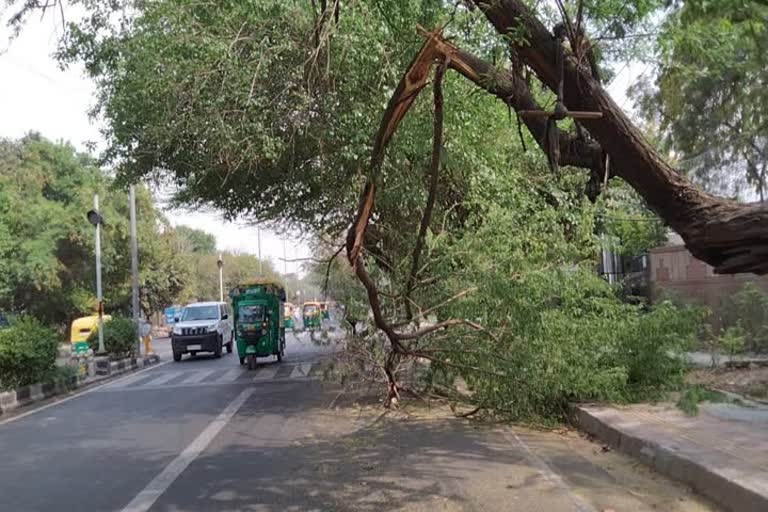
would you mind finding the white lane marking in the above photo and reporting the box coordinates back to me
[252,367,278,381]
[504,429,597,512]
[106,372,156,390]
[213,368,244,383]
[140,372,182,387]
[0,360,171,426]
[120,387,255,512]
[289,362,312,379]
[179,370,216,385]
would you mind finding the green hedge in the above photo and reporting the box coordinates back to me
[0,317,59,390]
[88,315,137,358]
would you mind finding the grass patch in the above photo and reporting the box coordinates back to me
[676,386,728,416]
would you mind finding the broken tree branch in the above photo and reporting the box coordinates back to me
[405,57,448,320]
[471,0,768,274]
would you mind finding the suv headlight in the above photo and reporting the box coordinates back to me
[172,325,182,335]
[206,323,218,333]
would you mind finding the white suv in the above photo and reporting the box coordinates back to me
[171,301,234,361]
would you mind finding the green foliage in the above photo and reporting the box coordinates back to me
[0,135,186,326]
[634,0,768,199]
[45,364,79,391]
[419,164,704,422]
[0,317,59,390]
[718,324,746,359]
[88,315,138,358]
[727,283,768,353]
[676,386,727,416]
[174,226,216,254]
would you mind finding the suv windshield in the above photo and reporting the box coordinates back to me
[239,304,265,323]
[181,305,219,321]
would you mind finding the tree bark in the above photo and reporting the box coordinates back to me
[472,0,768,274]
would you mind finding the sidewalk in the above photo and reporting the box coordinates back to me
[572,401,768,512]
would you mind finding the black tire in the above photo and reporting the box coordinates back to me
[214,336,223,358]
[239,356,245,365]
[173,352,182,362]
[277,351,282,362]
[226,342,233,354]
[247,354,257,370]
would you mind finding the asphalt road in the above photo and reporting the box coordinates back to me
[0,331,719,512]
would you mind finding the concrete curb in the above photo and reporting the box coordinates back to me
[571,404,768,512]
[0,354,160,416]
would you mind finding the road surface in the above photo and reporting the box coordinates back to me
[0,331,718,511]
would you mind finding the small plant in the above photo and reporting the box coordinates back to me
[88,316,137,358]
[676,386,727,416]
[45,365,79,391]
[718,324,746,359]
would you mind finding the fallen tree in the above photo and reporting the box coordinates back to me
[349,1,768,277]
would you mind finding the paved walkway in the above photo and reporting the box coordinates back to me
[573,400,768,512]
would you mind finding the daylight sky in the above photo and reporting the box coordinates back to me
[0,9,643,275]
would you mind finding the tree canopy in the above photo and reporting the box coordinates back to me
[634,0,768,200]
[0,135,184,325]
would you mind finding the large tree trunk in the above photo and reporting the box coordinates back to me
[473,0,768,274]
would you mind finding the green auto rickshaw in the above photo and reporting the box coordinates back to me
[230,280,286,370]
[302,301,322,331]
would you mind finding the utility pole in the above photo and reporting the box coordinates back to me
[87,195,105,354]
[217,254,224,302]
[283,238,288,295]
[258,226,263,277]
[129,185,141,355]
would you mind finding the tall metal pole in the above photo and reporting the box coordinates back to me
[258,226,263,277]
[94,194,105,354]
[283,238,288,295]
[217,253,224,302]
[129,185,141,355]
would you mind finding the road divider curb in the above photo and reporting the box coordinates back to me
[571,404,768,512]
[0,354,161,416]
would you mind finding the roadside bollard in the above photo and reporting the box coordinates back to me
[143,334,152,355]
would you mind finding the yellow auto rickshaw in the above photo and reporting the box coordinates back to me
[284,302,295,329]
[70,315,111,353]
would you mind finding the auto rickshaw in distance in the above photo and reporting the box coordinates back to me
[302,301,322,331]
[320,302,330,320]
[70,314,112,354]
[230,279,286,370]
[284,302,295,330]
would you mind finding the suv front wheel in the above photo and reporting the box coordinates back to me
[214,335,223,358]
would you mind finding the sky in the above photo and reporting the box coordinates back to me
[0,8,644,275]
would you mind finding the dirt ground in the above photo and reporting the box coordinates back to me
[320,394,720,511]
[687,366,768,400]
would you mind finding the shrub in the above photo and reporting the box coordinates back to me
[0,317,59,390]
[88,315,137,358]
[727,283,768,352]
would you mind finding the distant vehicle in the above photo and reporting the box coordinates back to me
[230,280,286,369]
[164,305,183,326]
[70,315,112,353]
[284,302,295,330]
[302,302,322,331]
[171,301,233,362]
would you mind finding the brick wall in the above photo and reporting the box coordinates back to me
[649,245,768,329]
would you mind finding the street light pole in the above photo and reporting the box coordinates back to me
[92,195,105,354]
[283,238,288,295]
[129,185,141,355]
[258,226,263,277]
[217,254,224,302]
